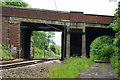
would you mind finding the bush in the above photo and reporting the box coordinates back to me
[110,48,120,75]
[49,44,61,55]
[0,44,13,59]
[44,50,56,57]
[33,47,44,58]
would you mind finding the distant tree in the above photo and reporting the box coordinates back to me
[50,43,61,55]
[0,0,30,7]
[31,31,58,57]
[31,31,55,50]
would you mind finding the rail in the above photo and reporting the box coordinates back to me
[0,57,60,70]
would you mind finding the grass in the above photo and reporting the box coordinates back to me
[0,44,13,59]
[46,57,95,78]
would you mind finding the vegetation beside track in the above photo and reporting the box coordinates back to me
[0,44,13,59]
[46,57,94,78]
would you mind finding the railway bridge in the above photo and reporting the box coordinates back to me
[0,6,115,59]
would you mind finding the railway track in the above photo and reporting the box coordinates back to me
[0,57,60,70]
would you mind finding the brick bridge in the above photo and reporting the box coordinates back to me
[0,6,115,59]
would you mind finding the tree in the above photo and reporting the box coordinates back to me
[31,31,55,50]
[0,0,30,7]
[31,31,58,58]
[50,43,61,55]
[90,36,115,61]
[108,1,120,75]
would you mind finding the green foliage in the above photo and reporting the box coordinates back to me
[33,47,44,58]
[31,31,55,49]
[31,31,60,58]
[0,44,13,59]
[44,50,57,57]
[49,44,61,55]
[90,36,115,61]
[108,6,120,75]
[31,31,48,49]
[0,0,30,7]
[110,51,120,75]
[46,57,94,78]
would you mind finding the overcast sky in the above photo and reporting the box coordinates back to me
[22,0,119,46]
[23,0,119,16]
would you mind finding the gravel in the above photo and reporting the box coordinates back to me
[0,60,61,78]
[78,63,119,78]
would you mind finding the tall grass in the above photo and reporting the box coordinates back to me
[46,57,94,78]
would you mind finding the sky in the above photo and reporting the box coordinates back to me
[22,0,119,46]
[23,0,119,16]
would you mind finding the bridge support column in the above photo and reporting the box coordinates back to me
[82,33,86,56]
[66,29,70,58]
[61,27,67,60]
[82,25,86,57]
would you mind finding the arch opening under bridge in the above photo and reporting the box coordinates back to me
[85,27,115,58]
[20,22,67,60]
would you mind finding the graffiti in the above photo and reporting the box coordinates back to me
[10,44,17,58]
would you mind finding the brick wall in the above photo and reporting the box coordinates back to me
[10,23,20,47]
[1,6,114,24]
[2,16,20,47]
[2,17,9,45]
[2,16,20,58]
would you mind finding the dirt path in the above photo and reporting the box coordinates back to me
[78,63,120,79]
